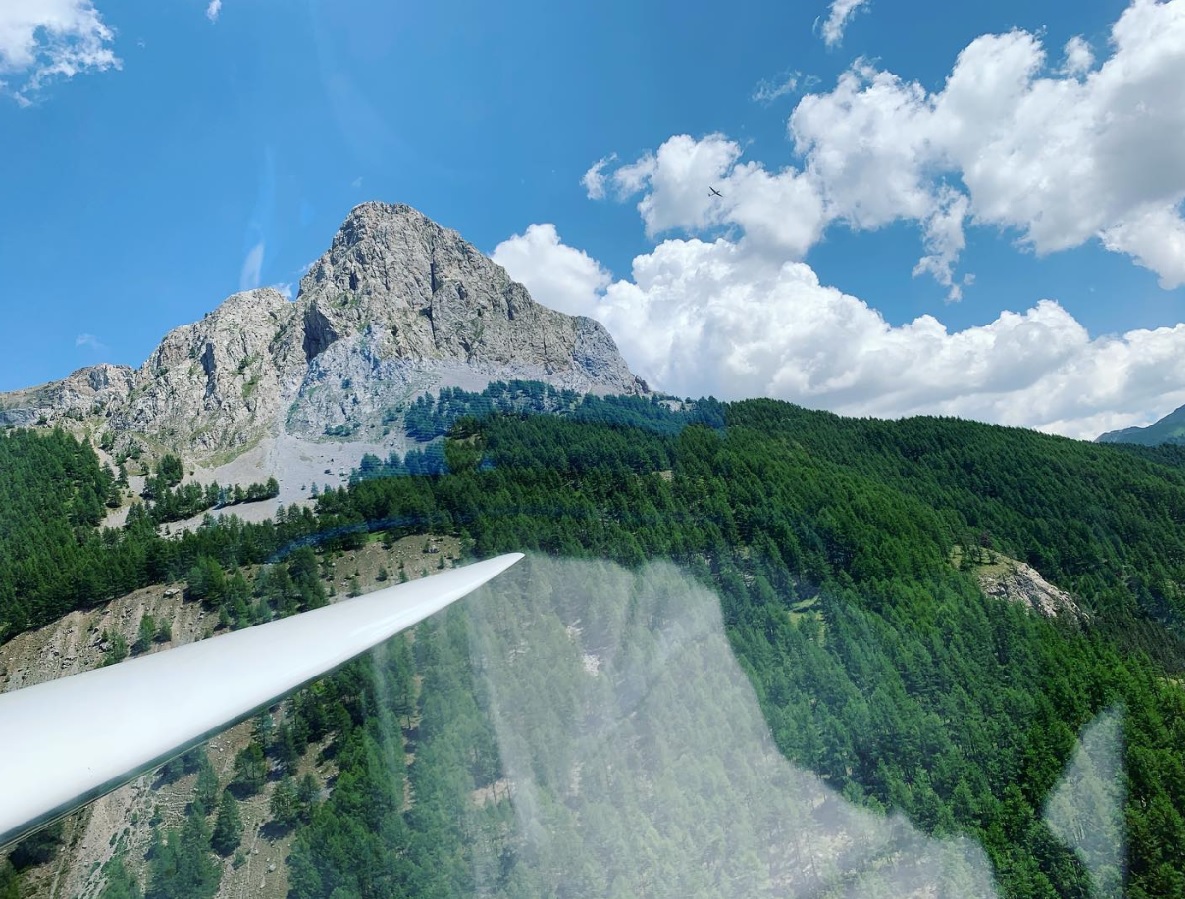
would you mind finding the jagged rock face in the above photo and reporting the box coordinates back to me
[0,408,37,427]
[295,203,638,380]
[0,202,644,457]
[110,288,302,452]
[62,364,137,404]
[0,363,134,423]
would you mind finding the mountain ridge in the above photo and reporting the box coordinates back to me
[1097,402,1185,446]
[0,202,645,478]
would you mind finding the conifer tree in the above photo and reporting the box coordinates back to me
[210,790,243,856]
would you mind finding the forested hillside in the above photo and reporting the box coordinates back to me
[0,431,305,639]
[306,403,1185,898]
[0,429,116,638]
[4,399,1185,898]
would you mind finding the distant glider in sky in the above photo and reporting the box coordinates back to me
[0,553,524,849]
[708,186,723,197]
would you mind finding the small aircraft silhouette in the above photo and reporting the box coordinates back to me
[709,186,724,198]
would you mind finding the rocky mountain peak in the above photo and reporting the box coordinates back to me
[0,202,645,463]
[295,202,542,365]
[300,202,471,307]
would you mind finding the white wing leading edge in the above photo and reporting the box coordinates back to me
[0,552,523,848]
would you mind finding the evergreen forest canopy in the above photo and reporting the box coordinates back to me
[397,379,725,443]
[3,395,1185,897]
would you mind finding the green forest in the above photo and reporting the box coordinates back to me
[4,396,1185,897]
[395,379,724,443]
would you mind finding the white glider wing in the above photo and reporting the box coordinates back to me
[0,552,523,848]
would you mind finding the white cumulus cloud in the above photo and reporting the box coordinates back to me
[791,0,1185,287]
[581,155,616,201]
[0,0,120,103]
[205,0,222,23]
[912,188,971,301]
[552,0,1185,437]
[598,134,826,258]
[1061,35,1095,75]
[1100,202,1185,289]
[632,134,741,236]
[491,224,610,318]
[497,224,1185,439]
[820,0,871,47]
[591,0,1185,295]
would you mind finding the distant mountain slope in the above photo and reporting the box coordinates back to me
[0,203,645,466]
[1097,403,1185,445]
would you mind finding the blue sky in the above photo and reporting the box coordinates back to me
[2,0,1184,438]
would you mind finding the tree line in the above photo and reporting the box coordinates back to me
[138,453,279,525]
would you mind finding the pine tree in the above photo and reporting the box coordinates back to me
[102,631,129,667]
[269,775,299,829]
[231,742,267,796]
[296,773,321,822]
[194,749,219,808]
[135,614,155,654]
[98,857,143,899]
[0,860,17,899]
[146,801,219,899]
[210,790,243,856]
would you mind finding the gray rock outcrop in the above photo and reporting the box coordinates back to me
[973,554,1086,620]
[0,363,134,423]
